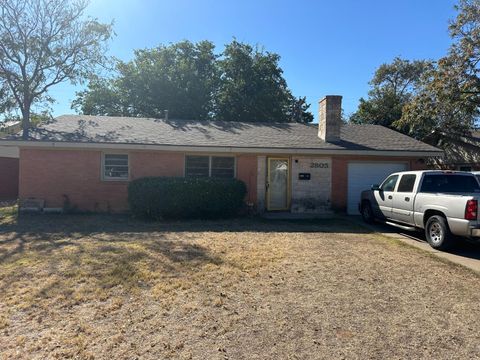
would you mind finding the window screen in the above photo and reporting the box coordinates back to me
[104,154,129,180]
[185,156,210,177]
[381,175,399,192]
[211,157,235,178]
[397,174,416,192]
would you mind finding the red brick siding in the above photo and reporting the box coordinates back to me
[19,149,184,212]
[19,148,427,213]
[130,152,184,178]
[18,149,257,212]
[331,156,427,212]
[236,155,257,204]
[0,157,19,200]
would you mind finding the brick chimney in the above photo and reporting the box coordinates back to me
[318,95,342,142]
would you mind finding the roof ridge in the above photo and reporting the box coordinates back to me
[56,114,320,127]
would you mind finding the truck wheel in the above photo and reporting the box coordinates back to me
[361,202,374,224]
[425,215,453,250]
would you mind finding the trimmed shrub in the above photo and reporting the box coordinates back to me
[128,177,247,220]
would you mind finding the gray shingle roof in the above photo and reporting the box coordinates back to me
[8,114,441,153]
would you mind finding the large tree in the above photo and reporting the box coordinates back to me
[0,0,113,138]
[215,40,312,122]
[398,0,480,139]
[74,40,218,120]
[74,40,313,123]
[349,57,431,129]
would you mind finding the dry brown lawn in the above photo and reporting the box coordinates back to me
[1,209,480,359]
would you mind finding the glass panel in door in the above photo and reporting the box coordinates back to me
[268,158,289,210]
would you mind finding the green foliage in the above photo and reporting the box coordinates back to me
[0,0,113,138]
[128,177,247,220]
[215,40,308,122]
[74,39,313,123]
[398,0,480,139]
[75,40,218,120]
[353,1,480,141]
[349,57,431,129]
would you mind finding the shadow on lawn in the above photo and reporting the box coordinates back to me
[0,213,372,264]
[0,212,372,238]
[0,224,224,300]
[0,214,368,285]
[356,218,480,262]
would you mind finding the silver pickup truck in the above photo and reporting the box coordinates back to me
[360,170,480,250]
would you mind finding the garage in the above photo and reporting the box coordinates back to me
[347,162,408,215]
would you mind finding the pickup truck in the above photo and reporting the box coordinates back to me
[359,170,480,250]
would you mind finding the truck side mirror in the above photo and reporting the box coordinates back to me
[371,184,381,191]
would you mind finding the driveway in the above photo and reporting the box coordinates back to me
[356,218,480,273]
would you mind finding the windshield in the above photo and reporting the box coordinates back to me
[420,174,480,193]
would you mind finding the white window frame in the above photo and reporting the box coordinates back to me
[101,152,130,181]
[184,154,236,178]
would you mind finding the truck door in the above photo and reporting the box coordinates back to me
[373,174,399,219]
[392,174,417,224]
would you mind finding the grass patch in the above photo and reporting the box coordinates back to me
[0,202,17,225]
[1,212,480,359]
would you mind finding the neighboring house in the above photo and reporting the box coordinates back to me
[0,120,21,137]
[0,96,442,214]
[424,131,480,171]
[0,145,19,200]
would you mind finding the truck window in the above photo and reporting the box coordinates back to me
[381,175,399,192]
[397,174,417,192]
[420,174,480,193]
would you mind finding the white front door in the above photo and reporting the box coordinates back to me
[347,162,408,215]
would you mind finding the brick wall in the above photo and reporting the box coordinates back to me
[256,156,267,212]
[18,148,427,213]
[19,149,185,212]
[331,156,427,212]
[236,155,257,205]
[18,149,259,212]
[0,157,19,200]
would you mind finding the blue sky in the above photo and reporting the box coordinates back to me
[49,0,457,121]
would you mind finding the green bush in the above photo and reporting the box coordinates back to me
[128,177,247,220]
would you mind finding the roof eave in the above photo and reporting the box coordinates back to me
[0,139,444,158]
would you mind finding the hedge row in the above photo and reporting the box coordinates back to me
[128,177,247,220]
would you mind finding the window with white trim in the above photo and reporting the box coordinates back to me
[185,155,235,178]
[103,154,129,180]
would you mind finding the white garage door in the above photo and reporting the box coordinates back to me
[347,162,408,215]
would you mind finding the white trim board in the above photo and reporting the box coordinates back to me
[0,146,19,158]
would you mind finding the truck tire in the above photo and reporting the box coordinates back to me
[425,215,453,250]
[361,202,374,224]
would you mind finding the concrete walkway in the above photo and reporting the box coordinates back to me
[353,217,480,273]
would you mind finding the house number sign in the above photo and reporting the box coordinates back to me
[310,162,329,169]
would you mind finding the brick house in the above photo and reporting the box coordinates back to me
[0,96,442,214]
[423,131,480,171]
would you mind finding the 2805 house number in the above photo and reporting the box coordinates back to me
[310,162,329,169]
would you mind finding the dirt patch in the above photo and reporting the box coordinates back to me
[1,214,479,359]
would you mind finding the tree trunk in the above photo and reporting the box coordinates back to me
[21,105,30,140]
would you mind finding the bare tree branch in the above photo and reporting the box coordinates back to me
[0,0,113,138]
